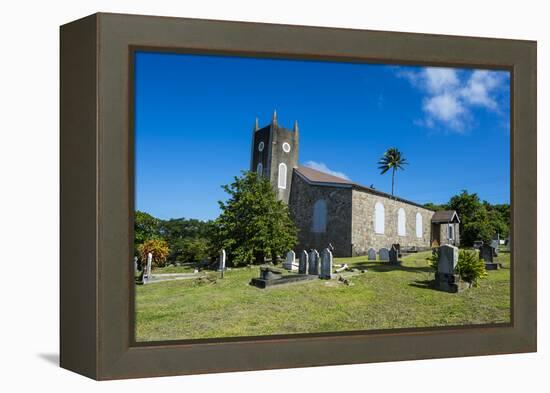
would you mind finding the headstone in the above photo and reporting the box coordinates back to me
[392,243,401,258]
[389,246,399,264]
[143,252,153,284]
[438,244,459,275]
[320,248,333,279]
[298,250,309,274]
[479,244,499,270]
[283,250,296,270]
[219,249,226,278]
[134,256,139,274]
[308,249,320,275]
[490,239,499,255]
[433,244,468,292]
[367,248,376,260]
[379,247,389,261]
[473,240,484,249]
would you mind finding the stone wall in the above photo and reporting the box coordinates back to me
[351,189,435,255]
[288,171,353,257]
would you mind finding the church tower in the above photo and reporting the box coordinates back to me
[250,111,299,203]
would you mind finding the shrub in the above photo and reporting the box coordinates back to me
[456,249,487,286]
[426,248,439,272]
[138,238,170,267]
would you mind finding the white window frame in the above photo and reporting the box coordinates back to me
[256,162,263,176]
[398,208,406,236]
[258,141,264,152]
[278,163,287,189]
[415,212,423,238]
[448,224,454,240]
[374,202,385,234]
[282,142,291,153]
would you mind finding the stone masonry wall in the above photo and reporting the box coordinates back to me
[288,172,353,257]
[351,189,435,256]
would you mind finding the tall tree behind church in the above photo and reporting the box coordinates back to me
[378,147,408,196]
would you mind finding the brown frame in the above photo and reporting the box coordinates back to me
[60,12,537,380]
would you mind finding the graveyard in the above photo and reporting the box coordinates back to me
[135,249,510,342]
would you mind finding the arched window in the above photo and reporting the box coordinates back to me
[415,212,423,238]
[375,202,385,234]
[398,208,406,236]
[278,163,287,189]
[256,162,263,176]
[312,199,327,233]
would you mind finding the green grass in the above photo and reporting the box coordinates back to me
[135,250,511,342]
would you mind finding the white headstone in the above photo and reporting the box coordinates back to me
[367,248,377,260]
[438,244,459,274]
[299,250,309,274]
[144,252,153,283]
[379,247,389,261]
[283,250,296,270]
[320,248,333,279]
[219,249,226,271]
[308,249,320,275]
[134,256,139,274]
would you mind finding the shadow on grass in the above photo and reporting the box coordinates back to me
[351,261,434,274]
[408,279,435,290]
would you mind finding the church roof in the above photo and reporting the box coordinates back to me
[431,210,460,223]
[294,166,434,211]
[295,165,354,186]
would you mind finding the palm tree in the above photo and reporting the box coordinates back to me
[378,147,408,196]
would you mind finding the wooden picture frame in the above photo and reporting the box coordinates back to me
[60,12,537,380]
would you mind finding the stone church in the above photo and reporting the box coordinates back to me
[250,112,460,257]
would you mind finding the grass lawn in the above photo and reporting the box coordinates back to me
[135,250,511,342]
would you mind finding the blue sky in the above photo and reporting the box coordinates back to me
[135,51,510,221]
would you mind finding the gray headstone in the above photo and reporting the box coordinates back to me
[320,248,333,279]
[283,250,296,270]
[379,247,389,261]
[389,246,399,264]
[438,244,459,274]
[367,248,377,260]
[299,250,309,274]
[490,239,499,255]
[479,244,494,263]
[134,256,139,274]
[308,249,320,275]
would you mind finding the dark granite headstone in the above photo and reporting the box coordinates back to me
[320,248,333,279]
[479,244,499,270]
[308,249,320,275]
[389,246,399,264]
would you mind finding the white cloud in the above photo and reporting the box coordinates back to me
[303,161,350,180]
[397,67,507,131]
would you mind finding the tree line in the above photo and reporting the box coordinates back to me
[424,190,510,246]
[135,171,509,268]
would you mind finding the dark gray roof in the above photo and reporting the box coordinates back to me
[294,166,434,211]
[431,210,460,223]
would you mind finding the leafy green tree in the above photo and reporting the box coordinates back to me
[211,171,298,266]
[171,237,210,263]
[445,190,510,246]
[134,211,160,251]
[378,147,408,196]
